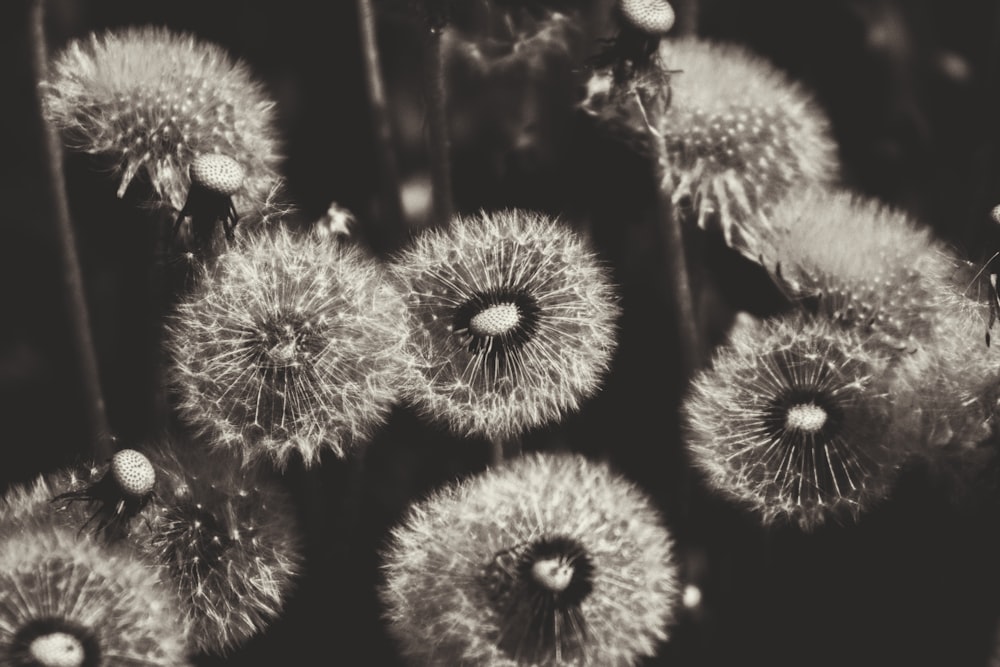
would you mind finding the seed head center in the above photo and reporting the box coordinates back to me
[111,449,156,497]
[785,402,828,433]
[469,302,520,337]
[531,557,574,593]
[29,633,85,667]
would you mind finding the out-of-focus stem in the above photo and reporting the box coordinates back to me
[423,26,454,229]
[653,160,701,380]
[356,0,406,252]
[673,0,699,37]
[30,0,113,460]
[489,436,522,466]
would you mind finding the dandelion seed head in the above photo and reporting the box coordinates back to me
[581,38,836,267]
[381,453,678,666]
[43,27,280,213]
[658,39,837,262]
[771,189,952,353]
[684,314,913,529]
[391,210,620,440]
[167,225,409,468]
[134,444,302,655]
[0,517,189,667]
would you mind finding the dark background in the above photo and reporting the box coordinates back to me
[4,0,1000,665]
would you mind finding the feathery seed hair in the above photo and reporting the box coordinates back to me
[133,444,302,656]
[581,38,837,269]
[770,189,954,354]
[0,516,189,666]
[43,27,281,215]
[167,225,409,468]
[684,314,917,530]
[390,210,620,440]
[380,452,678,666]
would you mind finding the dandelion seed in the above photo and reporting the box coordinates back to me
[684,314,914,529]
[581,38,837,268]
[132,444,302,655]
[0,519,189,666]
[770,189,954,353]
[380,453,678,666]
[167,225,409,468]
[43,27,281,215]
[390,210,620,440]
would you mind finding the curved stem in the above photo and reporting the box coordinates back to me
[30,0,113,459]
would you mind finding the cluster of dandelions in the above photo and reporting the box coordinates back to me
[682,188,994,530]
[1,444,303,659]
[380,453,678,666]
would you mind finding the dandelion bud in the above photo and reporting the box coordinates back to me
[167,225,409,468]
[43,27,280,215]
[684,314,916,529]
[389,210,620,440]
[381,453,678,665]
[0,518,189,667]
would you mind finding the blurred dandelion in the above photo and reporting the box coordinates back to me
[0,519,189,667]
[380,452,678,666]
[43,27,281,216]
[684,314,915,529]
[167,225,409,468]
[770,189,954,353]
[581,38,837,268]
[390,209,620,440]
[131,444,303,655]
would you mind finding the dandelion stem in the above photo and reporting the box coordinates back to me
[489,436,522,466]
[673,0,699,37]
[653,160,701,379]
[356,0,406,252]
[422,26,454,229]
[30,0,113,460]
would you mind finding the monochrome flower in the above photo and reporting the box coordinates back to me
[770,189,954,354]
[132,444,302,655]
[390,210,620,440]
[581,38,837,268]
[684,314,916,529]
[0,519,189,666]
[381,452,678,666]
[43,26,281,215]
[167,225,409,468]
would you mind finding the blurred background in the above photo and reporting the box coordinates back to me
[4,0,1000,664]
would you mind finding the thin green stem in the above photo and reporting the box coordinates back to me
[30,0,113,459]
